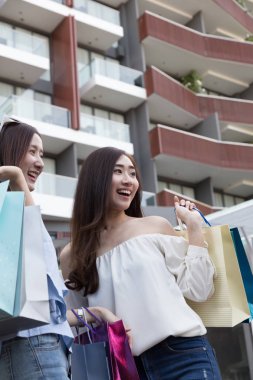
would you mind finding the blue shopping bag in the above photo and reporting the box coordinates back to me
[0,180,24,320]
[230,227,253,322]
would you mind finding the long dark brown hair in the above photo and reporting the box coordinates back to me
[66,147,143,296]
[0,119,40,166]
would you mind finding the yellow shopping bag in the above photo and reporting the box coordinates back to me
[175,224,250,327]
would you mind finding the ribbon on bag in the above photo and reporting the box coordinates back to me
[71,308,140,380]
[174,206,250,327]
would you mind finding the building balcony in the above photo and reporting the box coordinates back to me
[0,95,70,129]
[150,125,253,198]
[0,0,69,33]
[0,94,133,159]
[145,66,253,143]
[33,172,76,221]
[80,113,130,142]
[0,23,49,84]
[79,58,147,111]
[72,0,123,50]
[137,0,253,39]
[36,172,77,199]
[139,12,253,96]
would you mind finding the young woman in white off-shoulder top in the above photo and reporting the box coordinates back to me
[60,146,222,380]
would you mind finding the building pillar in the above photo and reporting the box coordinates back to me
[186,11,206,33]
[195,177,215,206]
[191,113,221,140]
[51,16,80,130]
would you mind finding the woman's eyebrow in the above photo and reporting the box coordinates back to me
[114,164,135,169]
[29,144,44,154]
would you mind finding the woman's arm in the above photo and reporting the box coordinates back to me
[59,243,72,280]
[174,196,205,247]
[66,306,120,327]
[0,166,34,206]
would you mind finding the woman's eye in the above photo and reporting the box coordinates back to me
[114,169,121,174]
[130,171,136,177]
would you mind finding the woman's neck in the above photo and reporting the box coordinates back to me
[104,211,129,232]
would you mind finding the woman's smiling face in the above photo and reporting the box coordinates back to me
[19,133,44,191]
[108,154,139,212]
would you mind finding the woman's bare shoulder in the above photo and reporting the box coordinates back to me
[136,215,176,235]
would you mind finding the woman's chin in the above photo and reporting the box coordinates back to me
[27,182,35,192]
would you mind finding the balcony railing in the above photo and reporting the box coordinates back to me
[142,191,156,206]
[0,21,49,58]
[80,113,130,142]
[0,95,70,128]
[35,173,155,205]
[35,172,77,198]
[79,58,143,87]
[73,0,120,25]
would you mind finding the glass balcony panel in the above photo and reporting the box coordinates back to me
[0,22,49,58]
[73,0,120,25]
[0,82,12,105]
[0,22,13,46]
[36,172,77,198]
[142,191,156,206]
[0,95,70,128]
[79,58,142,87]
[80,112,130,142]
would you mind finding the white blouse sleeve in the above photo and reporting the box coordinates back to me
[159,235,215,302]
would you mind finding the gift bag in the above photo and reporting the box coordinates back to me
[71,308,140,380]
[72,340,111,380]
[230,227,253,321]
[0,181,50,336]
[175,219,250,327]
[0,181,24,320]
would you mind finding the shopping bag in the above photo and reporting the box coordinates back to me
[72,340,111,380]
[230,227,253,321]
[72,308,140,380]
[0,203,50,336]
[175,222,250,327]
[0,180,24,320]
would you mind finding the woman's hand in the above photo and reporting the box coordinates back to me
[90,307,133,349]
[0,166,23,187]
[67,306,132,348]
[174,195,202,228]
[0,166,34,205]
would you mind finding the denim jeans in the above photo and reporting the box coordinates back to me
[135,335,222,380]
[0,334,70,380]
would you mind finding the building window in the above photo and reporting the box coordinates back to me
[214,192,245,207]
[158,181,195,199]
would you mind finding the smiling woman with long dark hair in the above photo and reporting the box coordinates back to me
[0,121,123,380]
[61,146,222,380]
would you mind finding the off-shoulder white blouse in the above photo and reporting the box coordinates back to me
[88,233,215,356]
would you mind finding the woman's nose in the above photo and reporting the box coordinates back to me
[35,155,44,168]
[122,172,132,184]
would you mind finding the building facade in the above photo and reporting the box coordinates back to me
[0,0,253,378]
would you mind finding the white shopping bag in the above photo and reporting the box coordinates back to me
[0,205,50,337]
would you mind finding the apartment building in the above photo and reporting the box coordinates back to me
[0,0,253,377]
